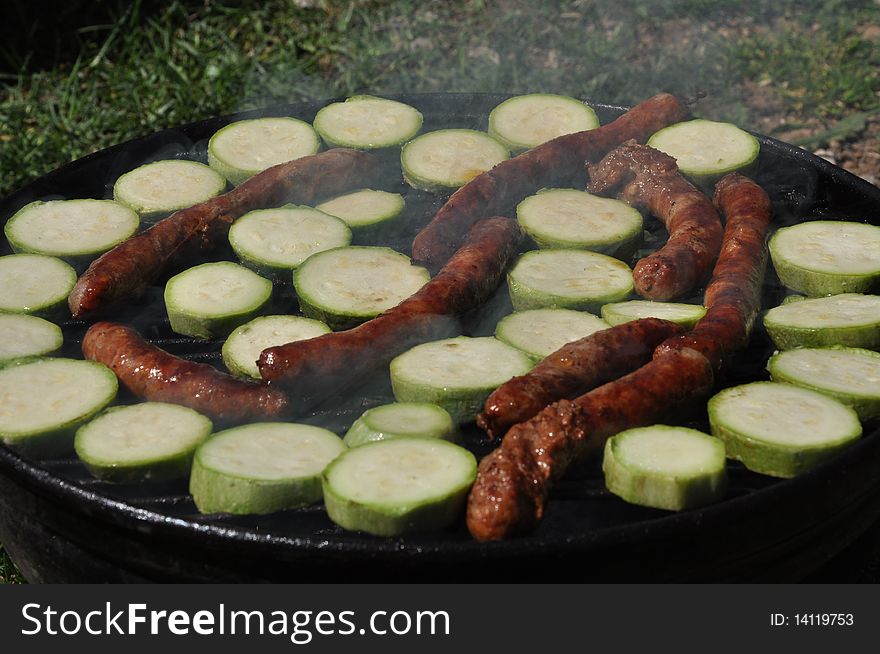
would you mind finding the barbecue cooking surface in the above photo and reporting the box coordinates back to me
[1,94,880,582]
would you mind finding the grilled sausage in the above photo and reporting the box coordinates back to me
[476,318,684,440]
[257,217,523,401]
[69,148,379,318]
[655,173,772,368]
[587,140,724,300]
[467,347,714,541]
[411,93,688,271]
[82,321,289,423]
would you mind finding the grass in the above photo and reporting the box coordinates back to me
[0,0,878,582]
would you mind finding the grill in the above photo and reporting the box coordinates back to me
[1,93,879,582]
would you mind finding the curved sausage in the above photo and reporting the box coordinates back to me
[476,318,684,440]
[82,321,289,423]
[411,93,688,271]
[69,148,379,318]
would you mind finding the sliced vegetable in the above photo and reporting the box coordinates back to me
[507,249,633,313]
[603,425,727,511]
[322,437,476,536]
[390,336,532,423]
[164,261,272,339]
[401,129,509,192]
[4,199,139,269]
[763,293,880,350]
[769,220,880,296]
[190,422,346,515]
[767,346,880,421]
[222,315,330,379]
[343,402,457,448]
[0,253,76,319]
[208,116,321,185]
[113,159,226,221]
[316,189,406,240]
[228,205,351,279]
[0,314,63,363]
[601,300,706,328]
[75,402,212,483]
[489,93,599,152]
[495,308,609,361]
[0,357,118,457]
[313,95,423,150]
[708,381,862,478]
[294,246,430,329]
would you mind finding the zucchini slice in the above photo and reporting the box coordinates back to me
[708,381,862,478]
[767,346,880,421]
[390,336,533,424]
[208,116,320,186]
[600,300,707,328]
[647,119,760,186]
[488,93,599,152]
[190,422,346,515]
[401,129,509,192]
[603,425,727,511]
[316,189,406,240]
[313,95,423,150]
[495,308,609,361]
[228,205,352,279]
[113,159,226,221]
[343,402,457,448]
[222,315,330,379]
[516,188,643,255]
[0,314,63,363]
[75,402,212,483]
[322,437,476,536]
[164,262,273,339]
[4,199,139,269]
[293,246,430,329]
[507,249,633,313]
[0,357,118,457]
[0,253,76,319]
[769,220,880,296]
[763,293,880,350]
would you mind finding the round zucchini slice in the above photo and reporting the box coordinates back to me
[516,188,643,255]
[763,293,880,350]
[75,402,213,483]
[190,422,346,515]
[316,189,406,240]
[113,159,226,221]
[389,336,533,424]
[0,314,63,363]
[208,116,321,186]
[313,95,423,150]
[708,381,862,478]
[489,93,599,152]
[322,437,476,536]
[507,249,633,313]
[0,357,118,457]
[495,308,609,361]
[0,253,76,319]
[164,262,273,339]
[401,129,509,192]
[600,300,706,328]
[769,220,880,296]
[222,314,330,379]
[343,402,457,448]
[4,199,139,269]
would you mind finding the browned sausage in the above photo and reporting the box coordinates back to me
[587,140,724,300]
[476,318,684,440]
[82,321,289,423]
[655,173,772,368]
[411,93,688,271]
[257,217,522,400]
[467,347,714,541]
[69,149,379,318]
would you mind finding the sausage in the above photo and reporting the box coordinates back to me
[411,93,688,272]
[82,321,289,423]
[476,318,684,440]
[655,173,772,368]
[257,217,523,400]
[586,140,724,300]
[467,347,714,541]
[69,148,379,318]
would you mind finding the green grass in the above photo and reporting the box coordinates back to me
[1,548,24,584]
